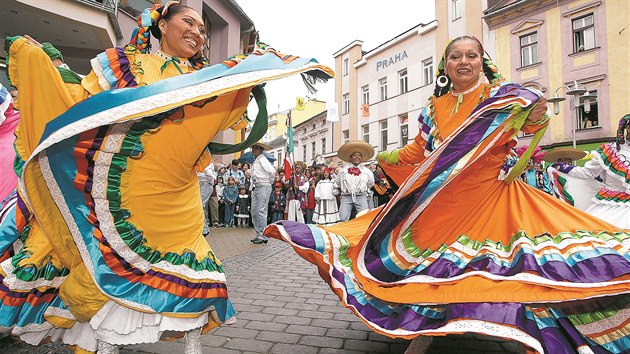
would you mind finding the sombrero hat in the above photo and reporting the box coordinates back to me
[542,147,586,163]
[251,141,272,151]
[294,161,307,170]
[338,140,375,163]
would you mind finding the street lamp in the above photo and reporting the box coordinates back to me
[547,81,591,148]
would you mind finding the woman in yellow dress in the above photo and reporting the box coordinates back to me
[265,36,630,353]
[0,2,332,353]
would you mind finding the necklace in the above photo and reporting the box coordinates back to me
[450,78,483,116]
[156,50,191,68]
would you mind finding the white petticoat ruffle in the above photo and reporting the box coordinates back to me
[13,300,231,352]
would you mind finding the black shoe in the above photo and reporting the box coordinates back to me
[252,239,265,244]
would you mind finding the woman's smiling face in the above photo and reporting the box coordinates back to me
[445,38,483,91]
[158,8,205,58]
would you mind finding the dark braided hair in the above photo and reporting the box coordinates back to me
[427,36,504,121]
[129,1,208,69]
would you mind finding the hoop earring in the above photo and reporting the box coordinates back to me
[436,75,449,88]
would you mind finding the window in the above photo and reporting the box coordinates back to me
[422,58,433,86]
[361,85,370,105]
[343,130,349,144]
[399,69,408,94]
[343,58,349,76]
[321,137,326,154]
[379,78,388,101]
[452,0,463,20]
[400,114,409,147]
[380,120,388,151]
[573,14,595,52]
[277,152,282,163]
[575,90,599,130]
[362,124,370,143]
[303,144,307,161]
[311,141,316,159]
[520,32,538,67]
[343,93,350,114]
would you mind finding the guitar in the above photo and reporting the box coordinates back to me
[373,181,389,195]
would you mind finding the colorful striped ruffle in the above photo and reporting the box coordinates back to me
[266,221,630,354]
[595,189,630,204]
[596,143,630,186]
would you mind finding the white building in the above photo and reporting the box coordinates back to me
[332,21,438,161]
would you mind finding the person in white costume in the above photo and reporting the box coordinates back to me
[313,168,340,225]
[548,114,630,228]
[334,141,375,221]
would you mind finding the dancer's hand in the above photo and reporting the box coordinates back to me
[528,97,548,122]
[24,35,43,48]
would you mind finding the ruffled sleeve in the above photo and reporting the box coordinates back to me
[6,36,78,158]
[83,45,140,95]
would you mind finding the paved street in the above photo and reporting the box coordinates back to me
[1,227,525,354]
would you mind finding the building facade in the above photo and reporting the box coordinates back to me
[246,99,328,168]
[484,0,630,152]
[332,22,438,162]
[1,0,256,150]
[292,110,331,167]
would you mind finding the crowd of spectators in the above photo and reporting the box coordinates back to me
[199,158,396,230]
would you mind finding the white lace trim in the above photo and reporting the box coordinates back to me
[577,345,596,354]
[91,132,226,281]
[417,319,544,354]
[44,305,76,321]
[90,57,112,91]
[38,153,154,312]
[574,307,630,336]
[0,256,66,290]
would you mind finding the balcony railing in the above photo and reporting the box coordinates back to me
[71,0,119,17]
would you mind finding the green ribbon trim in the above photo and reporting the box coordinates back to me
[160,57,184,75]
[103,110,224,273]
[57,66,82,85]
[207,85,268,155]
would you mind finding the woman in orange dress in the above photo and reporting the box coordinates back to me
[264,36,630,354]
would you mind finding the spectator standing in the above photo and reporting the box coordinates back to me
[196,163,215,235]
[286,161,309,222]
[334,141,375,221]
[225,159,245,186]
[208,177,220,228]
[305,180,316,224]
[269,182,286,223]
[235,186,250,227]
[215,176,225,226]
[313,169,340,225]
[250,142,276,244]
[223,177,238,227]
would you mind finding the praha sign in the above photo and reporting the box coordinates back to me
[376,51,408,71]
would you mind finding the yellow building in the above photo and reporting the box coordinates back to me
[484,0,630,152]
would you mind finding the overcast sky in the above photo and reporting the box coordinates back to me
[235,1,436,114]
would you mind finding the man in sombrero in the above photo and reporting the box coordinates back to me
[334,140,375,221]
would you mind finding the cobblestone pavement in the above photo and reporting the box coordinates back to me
[1,227,526,354]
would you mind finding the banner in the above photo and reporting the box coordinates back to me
[296,97,305,110]
[285,110,294,153]
[326,102,339,122]
[361,103,370,117]
[284,150,293,181]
